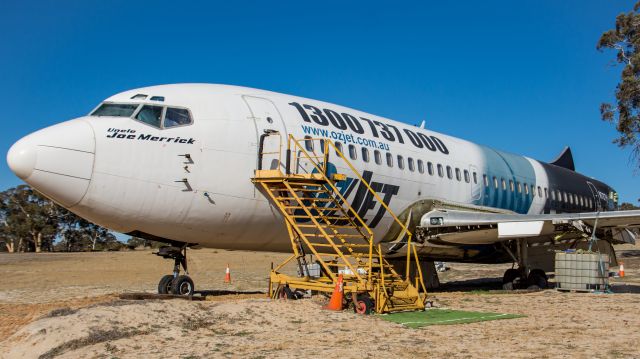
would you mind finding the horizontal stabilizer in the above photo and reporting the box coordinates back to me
[550,146,575,171]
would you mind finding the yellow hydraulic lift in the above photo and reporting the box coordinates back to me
[252,135,427,314]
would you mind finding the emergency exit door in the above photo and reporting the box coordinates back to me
[243,96,288,171]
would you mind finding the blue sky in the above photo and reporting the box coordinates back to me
[0,1,638,204]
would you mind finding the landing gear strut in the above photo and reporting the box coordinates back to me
[501,240,548,290]
[156,245,195,296]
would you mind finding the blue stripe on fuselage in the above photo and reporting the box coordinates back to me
[477,146,535,214]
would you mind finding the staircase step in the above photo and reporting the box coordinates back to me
[277,197,335,202]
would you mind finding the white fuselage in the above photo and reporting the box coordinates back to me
[7,84,613,256]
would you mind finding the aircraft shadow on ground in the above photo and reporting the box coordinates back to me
[195,289,265,297]
[618,250,640,258]
[434,277,640,294]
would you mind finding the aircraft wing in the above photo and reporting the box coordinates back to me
[418,209,640,245]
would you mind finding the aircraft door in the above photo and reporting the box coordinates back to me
[469,165,482,202]
[243,96,288,172]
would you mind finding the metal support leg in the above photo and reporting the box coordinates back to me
[517,239,529,277]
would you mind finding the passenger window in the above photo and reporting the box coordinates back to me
[398,155,405,170]
[483,174,489,187]
[509,180,514,192]
[427,162,434,175]
[455,168,461,181]
[493,176,498,189]
[524,183,529,195]
[135,105,163,128]
[501,178,506,190]
[551,190,556,201]
[362,148,370,163]
[438,164,444,177]
[472,171,477,184]
[417,159,424,173]
[538,186,542,197]
[408,158,415,172]
[446,166,453,179]
[531,185,536,197]
[374,150,382,165]
[544,188,548,198]
[348,145,357,160]
[335,142,343,155]
[517,182,522,193]
[386,152,393,167]
[164,108,192,128]
[304,136,314,151]
[562,191,567,202]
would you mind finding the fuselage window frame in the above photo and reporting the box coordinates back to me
[348,144,357,160]
[374,150,382,165]
[362,147,370,163]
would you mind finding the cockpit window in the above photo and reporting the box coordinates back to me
[135,105,163,128]
[164,108,192,128]
[91,103,138,117]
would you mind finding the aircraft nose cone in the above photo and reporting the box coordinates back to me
[7,139,37,180]
[6,119,96,208]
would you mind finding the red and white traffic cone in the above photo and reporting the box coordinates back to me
[224,264,231,283]
[619,262,625,278]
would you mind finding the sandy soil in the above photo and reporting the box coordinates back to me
[1,246,639,358]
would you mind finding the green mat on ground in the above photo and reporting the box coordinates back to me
[379,309,525,328]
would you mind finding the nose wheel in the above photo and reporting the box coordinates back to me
[156,245,195,296]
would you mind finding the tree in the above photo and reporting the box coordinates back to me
[0,185,58,252]
[619,201,640,210]
[0,185,119,252]
[127,236,164,249]
[598,2,640,166]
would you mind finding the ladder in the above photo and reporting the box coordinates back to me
[252,134,427,313]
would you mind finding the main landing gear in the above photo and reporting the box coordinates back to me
[156,245,195,296]
[500,240,549,290]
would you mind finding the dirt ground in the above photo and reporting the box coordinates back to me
[0,246,639,358]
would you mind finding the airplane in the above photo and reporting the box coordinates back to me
[6,83,640,295]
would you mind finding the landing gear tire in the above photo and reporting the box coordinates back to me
[171,275,195,296]
[158,275,174,294]
[353,295,374,315]
[502,268,522,290]
[527,269,548,290]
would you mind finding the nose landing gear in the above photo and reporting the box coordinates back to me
[156,245,195,296]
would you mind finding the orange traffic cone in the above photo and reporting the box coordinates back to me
[323,274,344,311]
[619,262,625,278]
[224,264,231,283]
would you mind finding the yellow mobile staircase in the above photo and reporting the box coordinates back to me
[252,134,427,313]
